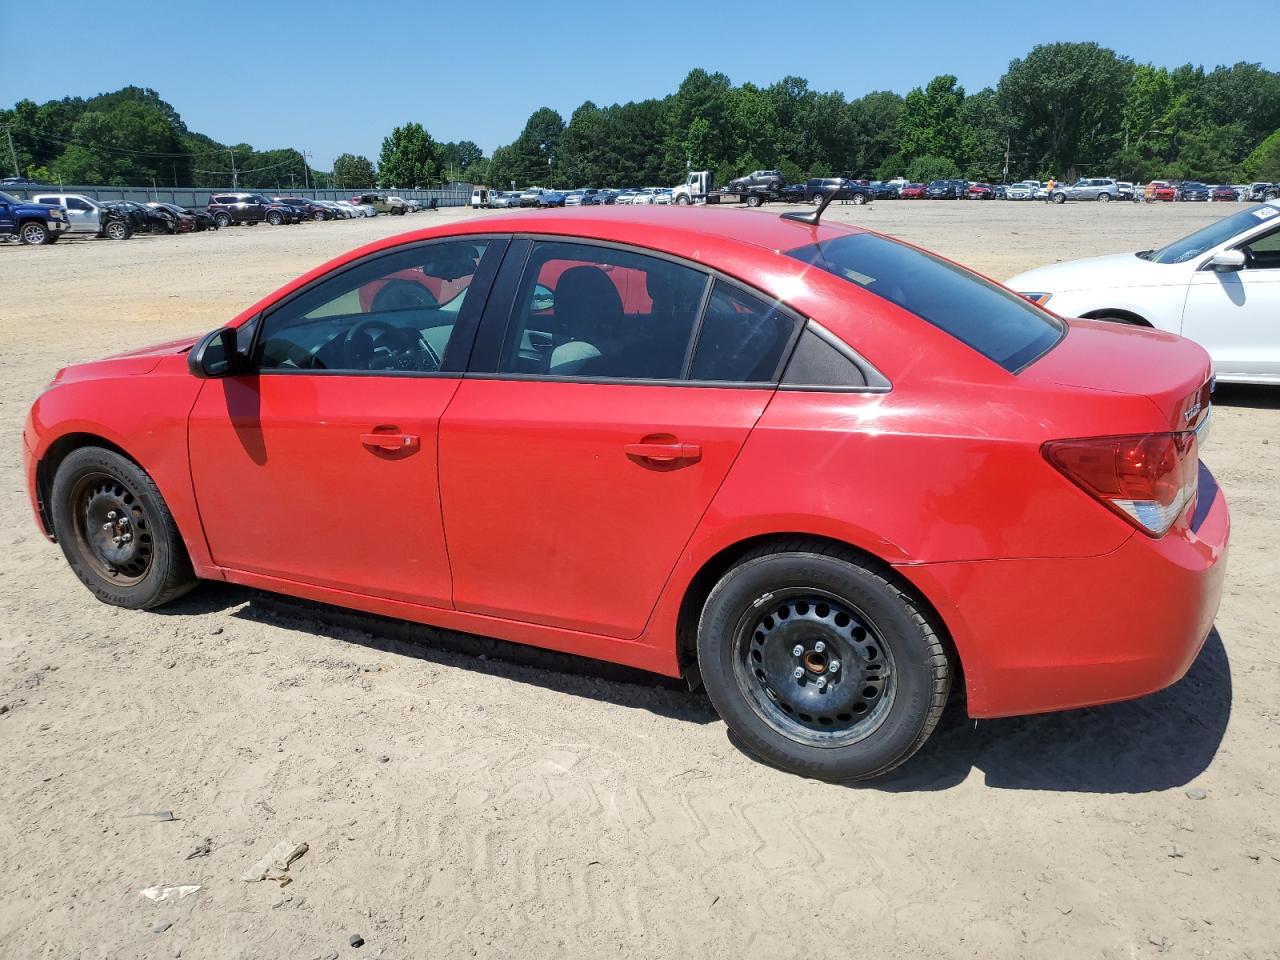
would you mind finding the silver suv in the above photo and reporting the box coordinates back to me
[1051,178,1120,203]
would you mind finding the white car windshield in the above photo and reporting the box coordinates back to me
[1144,205,1280,264]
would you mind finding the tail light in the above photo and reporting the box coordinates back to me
[1043,432,1198,537]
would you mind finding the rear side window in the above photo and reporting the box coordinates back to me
[787,232,1063,372]
[690,282,796,382]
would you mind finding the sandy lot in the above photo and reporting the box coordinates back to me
[2,201,1277,960]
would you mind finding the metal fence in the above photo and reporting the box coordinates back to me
[5,183,474,208]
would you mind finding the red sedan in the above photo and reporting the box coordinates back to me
[899,182,926,199]
[23,207,1228,781]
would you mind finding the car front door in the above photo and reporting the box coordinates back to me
[187,237,505,604]
[438,239,800,639]
[1183,221,1280,379]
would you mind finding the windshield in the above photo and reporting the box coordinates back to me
[788,232,1064,372]
[0,190,18,204]
[1145,205,1280,264]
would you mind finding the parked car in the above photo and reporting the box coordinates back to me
[1177,182,1210,202]
[1116,181,1137,201]
[1008,200,1280,384]
[336,200,374,218]
[488,192,520,210]
[925,180,961,199]
[31,193,133,240]
[1246,182,1280,201]
[182,206,220,231]
[536,190,567,208]
[1051,178,1120,203]
[728,170,785,192]
[803,178,871,205]
[106,200,174,234]
[613,190,638,205]
[993,184,1008,199]
[1211,185,1239,203]
[275,197,333,221]
[653,188,673,205]
[518,187,549,208]
[966,183,995,200]
[145,202,197,233]
[898,182,927,199]
[1146,181,1176,202]
[1,176,45,187]
[871,182,901,199]
[208,193,297,227]
[1005,181,1039,200]
[25,206,1227,782]
[0,189,70,244]
[313,200,351,219]
[350,193,406,215]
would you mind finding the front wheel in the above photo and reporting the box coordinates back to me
[266,211,283,226]
[214,212,231,228]
[851,192,867,205]
[313,210,325,221]
[675,194,691,205]
[19,221,50,245]
[50,447,198,610]
[1098,193,1111,203]
[1052,193,1066,204]
[697,544,950,781]
[104,220,132,241]
[746,194,762,208]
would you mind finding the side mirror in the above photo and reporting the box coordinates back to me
[1208,249,1245,272]
[188,326,240,379]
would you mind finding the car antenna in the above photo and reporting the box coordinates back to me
[782,188,836,225]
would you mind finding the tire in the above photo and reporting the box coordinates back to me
[1098,193,1111,203]
[266,211,283,226]
[675,194,691,205]
[697,543,950,781]
[104,220,131,241]
[746,194,762,208]
[851,192,867,205]
[313,210,325,221]
[50,447,197,610]
[214,212,231,228]
[19,221,50,245]
[1052,193,1066,204]
[811,194,823,205]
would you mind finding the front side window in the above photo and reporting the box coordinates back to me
[1241,226,1280,269]
[255,240,491,373]
[1148,205,1280,264]
[788,232,1063,372]
[66,198,91,211]
[500,241,708,380]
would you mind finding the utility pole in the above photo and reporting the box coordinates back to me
[5,127,20,177]
[1002,135,1010,183]
[300,150,309,191]
[228,147,238,189]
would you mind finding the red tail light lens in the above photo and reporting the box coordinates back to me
[1043,432,1198,537]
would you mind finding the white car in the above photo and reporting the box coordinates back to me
[1007,200,1280,384]
[1006,181,1039,201]
[335,200,372,218]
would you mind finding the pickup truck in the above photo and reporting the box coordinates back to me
[32,193,135,240]
[350,193,407,215]
[0,190,70,244]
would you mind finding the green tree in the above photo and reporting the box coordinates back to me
[898,76,966,164]
[332,153,376,187]
[905,154,961,182]
[378,122,439,188]
[1243,129,1280,181]
[436,140,484,180]
[998,43,1134,178]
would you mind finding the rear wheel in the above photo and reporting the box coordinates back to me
[1052,193,1066,204]
[50,447,197,610]
[19,221,50,245]
[746,194,762,208]
[1098,193,1111,203]
[851,193,867,205]
[697,543,950,781]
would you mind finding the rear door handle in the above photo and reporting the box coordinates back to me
[623,441,702,464]
[361,431,419,452]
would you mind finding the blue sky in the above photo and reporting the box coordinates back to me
[10,0,1277,168]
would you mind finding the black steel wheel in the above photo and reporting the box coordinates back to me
[697,542,951,781]
[50,447,197,609]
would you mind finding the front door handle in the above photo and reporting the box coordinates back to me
[361,431,419,452]
[623,441,702,464]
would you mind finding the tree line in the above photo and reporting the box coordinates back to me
[4,43,1279,191]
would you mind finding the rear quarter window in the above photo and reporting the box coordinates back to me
[787,232,1063,372]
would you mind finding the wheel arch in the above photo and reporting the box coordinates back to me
[36,432,142,540]
[673,531,963,700]
[1079,307,1152,327]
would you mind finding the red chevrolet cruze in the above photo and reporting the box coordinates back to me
[23,207,1228,780]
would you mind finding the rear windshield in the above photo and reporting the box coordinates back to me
[787,232,1064,372]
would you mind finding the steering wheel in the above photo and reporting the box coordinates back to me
[342,317,441,370]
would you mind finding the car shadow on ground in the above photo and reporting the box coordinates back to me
[160,585,1230,791]
[1212,383,1280,410]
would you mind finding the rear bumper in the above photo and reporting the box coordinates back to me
[899,463,1229,718]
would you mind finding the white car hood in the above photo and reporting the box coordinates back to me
[1007,251,1185,294]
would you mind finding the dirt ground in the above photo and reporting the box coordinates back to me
[2,201,1277,960]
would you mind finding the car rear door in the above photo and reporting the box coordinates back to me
[188,236,505,604]
[438,239,800,639]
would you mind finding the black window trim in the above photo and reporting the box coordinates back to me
[467,233,807,389]
[243,233,510,379]
[779,320,892,393]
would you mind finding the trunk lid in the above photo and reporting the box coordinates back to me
[1024,318,1213,432]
